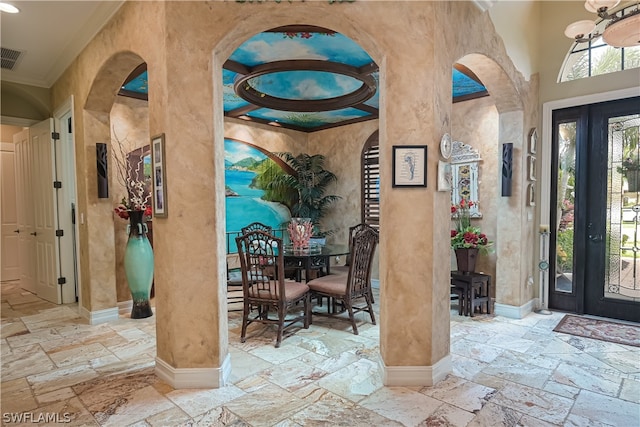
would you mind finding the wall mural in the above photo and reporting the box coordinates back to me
[225,138,292,242]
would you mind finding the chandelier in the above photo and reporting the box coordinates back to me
[564,1,640,48]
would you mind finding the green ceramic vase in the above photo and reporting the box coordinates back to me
[124,210,154,318]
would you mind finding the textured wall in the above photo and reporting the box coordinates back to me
[452,97,499,290]
[48,0,539,382]
[111,96,151,303]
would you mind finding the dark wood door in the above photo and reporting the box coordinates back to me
[550,97,640,322]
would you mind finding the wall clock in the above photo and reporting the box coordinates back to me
[440,133,452,159]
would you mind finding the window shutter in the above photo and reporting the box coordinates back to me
[361,133,380,229]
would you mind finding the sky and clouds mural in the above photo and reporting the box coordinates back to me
[122,29,484,131]
[223,29,378,131]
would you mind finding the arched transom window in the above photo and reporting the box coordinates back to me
[560,4,640,82]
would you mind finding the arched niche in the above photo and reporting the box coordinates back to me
[450,140,482,218]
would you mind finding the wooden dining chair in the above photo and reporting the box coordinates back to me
[241,222,273,235]
[332,223,375,303]
[306,224,379,335]
[235,230,311,347]
[332,223,368,275]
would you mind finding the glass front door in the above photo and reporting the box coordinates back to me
[550,97,640,322]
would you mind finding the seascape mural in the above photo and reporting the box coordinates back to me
[225,138,291,249]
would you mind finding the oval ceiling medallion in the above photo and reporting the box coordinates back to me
[234,60,376,112]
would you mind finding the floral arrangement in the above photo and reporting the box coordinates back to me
[450,199,492,251]
[288,217,313,249]
[112,131,152,220]
[114,197,152,220]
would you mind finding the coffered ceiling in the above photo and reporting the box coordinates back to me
[1,3,488,132]
[120,25,488,133]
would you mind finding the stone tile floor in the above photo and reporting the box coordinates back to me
[1,280,639,426]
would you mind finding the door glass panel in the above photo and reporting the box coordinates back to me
[608,113,640,301]
[556,122,577,293]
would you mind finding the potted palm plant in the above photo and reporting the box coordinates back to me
[266,152,341,239]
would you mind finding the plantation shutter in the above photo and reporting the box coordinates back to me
[361,132,380,229]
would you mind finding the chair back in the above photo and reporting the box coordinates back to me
[241,222,274,236]
[235,230,285,303]
[346,225,379,298]
[348,223,369,243]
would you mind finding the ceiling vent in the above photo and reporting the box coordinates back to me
[1,47,23,70]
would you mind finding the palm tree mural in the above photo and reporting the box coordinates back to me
[265,152,341,234]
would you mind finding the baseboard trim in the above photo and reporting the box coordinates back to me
[80,306,119,325]
[118,300,133,315]
[155,353,231,389]
[494,299,534,319]
[379,354,451,386]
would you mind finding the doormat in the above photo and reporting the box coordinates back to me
[553,315,640,347]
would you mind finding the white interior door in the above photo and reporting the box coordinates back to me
[53,102,79,304]
[1,142,20,281]
[14,128,36,293]
[31,119,60,303]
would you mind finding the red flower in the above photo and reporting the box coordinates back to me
[451,199,492,251]
[114,202,152,220]
[114,206,129,220]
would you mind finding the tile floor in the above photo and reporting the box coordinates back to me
[1,280,639,426]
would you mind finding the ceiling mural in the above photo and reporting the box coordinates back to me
[119,26,487,132]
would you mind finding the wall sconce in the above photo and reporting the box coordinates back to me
[501,143,513,197]
[96,143,108,198]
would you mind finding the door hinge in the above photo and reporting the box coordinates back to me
[53,181,62,189]
[56,229,64,237]
[57,277,66,285]
[51,131,60,140]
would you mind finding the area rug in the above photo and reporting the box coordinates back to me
[553,315,640,347]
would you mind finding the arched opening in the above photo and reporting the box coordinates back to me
[82,51,150,320]
[218,24,382,347]
[452,53,527,315]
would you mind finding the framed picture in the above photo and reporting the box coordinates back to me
[528,183,536,206]
[151,133,167,217]
[528,127,537,154]
[528,155,536,182]
[437,160,452,191]
[392,145,427,187]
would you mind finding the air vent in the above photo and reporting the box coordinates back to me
[1,47,23,70]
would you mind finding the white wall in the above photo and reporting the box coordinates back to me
[489,0,540,81]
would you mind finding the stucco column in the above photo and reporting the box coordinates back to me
[494,111,532,318]
[378,154,452,386]
[377,48,452,385]
[152,18,228,387]
[79,109,118,323]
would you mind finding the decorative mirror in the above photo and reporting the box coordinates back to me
[450,140,482,218]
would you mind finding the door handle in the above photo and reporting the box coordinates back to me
[587,222,602,242]
[13,229,20,233]
[30,232,37,236]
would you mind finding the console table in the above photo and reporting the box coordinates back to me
[451,271,491,317]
